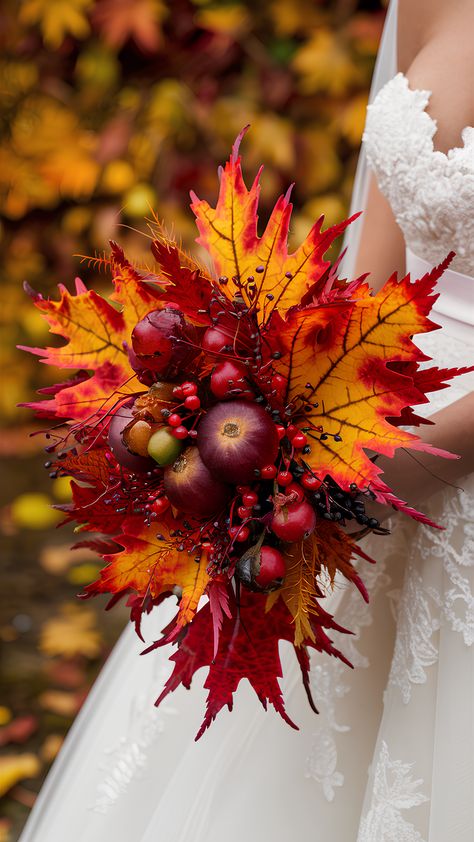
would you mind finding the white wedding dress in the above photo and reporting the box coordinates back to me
[20,4,474,841]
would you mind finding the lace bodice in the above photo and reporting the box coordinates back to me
[363,73,474,276]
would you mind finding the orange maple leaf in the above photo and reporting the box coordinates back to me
[273,261,456,498]
[191,127,355,322]
[85,518,209,631]
[21,247,161,420]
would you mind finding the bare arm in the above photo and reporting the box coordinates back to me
[374,393,474,520]
[353,175,406,292]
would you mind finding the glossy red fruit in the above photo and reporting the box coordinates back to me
[210,360,252,400]
[254,546,286,587]
[286,482,305,503]
[301,473,322,491]
[181,381,198,397]
[271,500,317,541]
[168,413,182,427]
[276,470,292,487]
[151,496,170,515]
[292,432,308,449]
[198,400,279,484]
[242,490,258,508]
[260,464,277,480]
[202,327,229,354]
[228,524,250,542]
[163,447,231,517]
[171,425,188,440]
[271,374,287,395]
[237,505,252,519]
[184,395,200,410]
[131,308,196,375]
[108,402,155,473]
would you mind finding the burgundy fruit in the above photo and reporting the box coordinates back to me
[271,500,317,542]
[163,446,231,517]
[210,360,253,400]
[197,400,279,484]
[108,402,155,473]
[202,327,229,354]
[131,307,197,376]
[254,546,286,588]
[235,540,285,592]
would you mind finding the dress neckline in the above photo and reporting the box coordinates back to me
[385,72,473,160]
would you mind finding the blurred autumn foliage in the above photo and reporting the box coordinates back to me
[0,0,385,837]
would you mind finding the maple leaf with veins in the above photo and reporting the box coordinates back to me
[20,247,161,421]
[191,126,358,324]
[155,590,352,740]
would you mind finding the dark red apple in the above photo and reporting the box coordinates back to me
[131,307,198,376]
[235,540,286,592]
[197,400,279,484]
[210,360,253,400]
[163,446,231,517]
[271,500,316,542]
[108,402,155,473]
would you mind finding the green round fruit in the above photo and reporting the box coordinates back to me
[147,427,183,466]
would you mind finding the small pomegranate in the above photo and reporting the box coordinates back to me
[210,360,253,400]
[235,536,286,592]
[108,402,155,473]
[131,307,197,376]
[197,400,279,484]
[164,446,231,517]
[271,500,316,542]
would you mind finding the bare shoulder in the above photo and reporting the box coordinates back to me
[398,0,474,153]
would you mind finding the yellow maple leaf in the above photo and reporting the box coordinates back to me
[39,604,102,659]
[20,0,93,49]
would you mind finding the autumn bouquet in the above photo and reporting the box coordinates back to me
[23,130,464,739]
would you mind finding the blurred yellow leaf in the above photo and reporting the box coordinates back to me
[0,754,41,797]
[248,113,295,171]
[0,708,12,727]
[297,127,341,194]
[293,29,359,96]
[194,5,251,36]
[269,0,324,36]
[39,543,97,575]
[10,493,60,530]
[39,605,102,659]
[51,476,72,502]
[40,734,64,763]
[123,183,158,217]
[335,93,369,146]
[19,0,93,49]
[0,818,12,842]
[101,160,136,193]
[38,690,80,717]
[67,563,102,585]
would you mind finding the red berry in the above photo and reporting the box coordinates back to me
[173,386,184,399]
[292,432,308,449]
[181,381,197,397]
[286,482,305,503]
[301,473,322,491]
[151,496,170,515]
[271,500,316,541]
[254,546,286,587]
[276,425,286,440]
[237,505,252,519]
[168,413,182,427]
[277,470,292,487]
[271,374,286,394]
[229,525,250,542]
[286,424,297,440]
[242,491,258,508]
[184,395,200,410]
[172,425,188,440]
[210,360,252,400]
[260,464,277,480]
[188,429,198,439]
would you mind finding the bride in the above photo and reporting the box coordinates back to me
[20,1,473,839]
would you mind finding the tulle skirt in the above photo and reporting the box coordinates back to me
[20,257,474,842]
